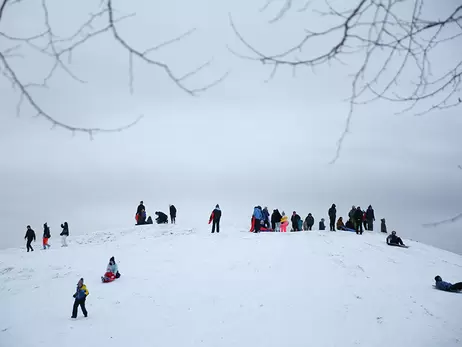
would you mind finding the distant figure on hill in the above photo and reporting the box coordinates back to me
[280,212,289,232]
[304,213,314,231]
[60,222,69,247]
[209,204,222,233]
[136,201,146,224]
[291,211,301,231]
[71,278,88,319]
[43,223,51,250]
[252,206,263,233]
[328,204,337,231]
[262,207,270,228]
[386,231,406,247]
[24,225,36,252]
[354,206,364,235]
[169,205,177,224]
[271,209,282,232]
[155,211,168,224]
[319,218,326,231]
[366,205,375,231]
[434,276,462,292]
[381,218,387,233]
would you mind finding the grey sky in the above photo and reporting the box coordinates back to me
[1,0,461,254]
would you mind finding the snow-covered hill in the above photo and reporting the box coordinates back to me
[1,224,462,347]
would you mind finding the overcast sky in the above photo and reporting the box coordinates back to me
[1,0,461,254]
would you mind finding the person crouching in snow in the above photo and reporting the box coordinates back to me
[319,218,326,230]
[434,275,462,292]
[72,278,88,318]
[102,256,120,282]
[43,223,51,249]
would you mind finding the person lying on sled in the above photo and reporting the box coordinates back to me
[101,256,121,282]
[434,275,462,292]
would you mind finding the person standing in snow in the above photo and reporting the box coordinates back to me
[380,218,387,233]
[43,223,51,250]
[262,207,270,228]
[71,278,88,318]
[304,213,314,231]
[169,205,177,224]
[252,206,264,233]
[366,205,375,231]
[60,222,69,247]
[319,218,326,230]
[328,204,336,231]
[291,211,301,231]
[354,206,364,235]
[271,209,282,232]
[280,212,289,232]
[209,204,222,233]
[24,225,36,252]
[348,205,356,225]
[434,276,462,292]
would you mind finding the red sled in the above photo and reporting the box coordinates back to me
[101,272,116,283]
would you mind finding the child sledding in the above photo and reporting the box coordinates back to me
[101,257,121,283]
[434,276,462,293]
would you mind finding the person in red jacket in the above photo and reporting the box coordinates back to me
[209,204,222,233]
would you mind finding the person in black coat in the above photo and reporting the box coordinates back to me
[60,222,69,247]
[24,225,36,252]
[271,209,282,231]
[137,201,145,215]
[353,206,364,235]
[155,211,168,224]
[305,213,314,230]
[291,212,301,231]
[43,223,51,249]
[209,204,222,233]
[169,205,177,224]
[366,205,375,231]
[328,204,337,231]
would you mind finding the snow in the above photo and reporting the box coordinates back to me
[1,224,462,347]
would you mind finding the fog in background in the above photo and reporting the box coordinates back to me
[1,0,461,254]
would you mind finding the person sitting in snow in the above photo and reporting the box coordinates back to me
[434,275,462,292]
[102,256,120,282]
[337,217,345,231]
[43,223,51,250]
[319,218,326,230]
[155,211,168,224]
[72,278,88,318]
[136,209,147,225]
[345,219,355,231]
[386,231,405,246]
[381,218,387,233]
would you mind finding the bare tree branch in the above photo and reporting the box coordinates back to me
[232,0,462,162]
[0,0,227,136]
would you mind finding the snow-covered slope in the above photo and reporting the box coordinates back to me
[1,225,462,347]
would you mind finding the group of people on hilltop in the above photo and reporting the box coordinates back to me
[248,204,379,235]
[135,201,177,226]
[23,222,69,252]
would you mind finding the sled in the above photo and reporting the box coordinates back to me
[432,285,461,293]
[387,243,409,248]
[101,272,116,283]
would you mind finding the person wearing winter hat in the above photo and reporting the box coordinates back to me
[209,204,222,233]
[42,223,51,250]
[328,204,337,231]
[434,276,462,292]
[71,278,89,318]
[319,218,326,231]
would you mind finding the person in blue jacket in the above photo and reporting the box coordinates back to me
[262,207,270,228]
[434,276,462,292]
[71,278,88,318]
[252,206,263,233]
